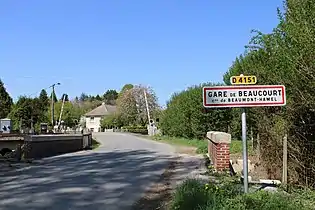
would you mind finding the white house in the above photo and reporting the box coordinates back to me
[84,102,116,132]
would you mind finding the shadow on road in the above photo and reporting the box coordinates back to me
[0,149,174,210]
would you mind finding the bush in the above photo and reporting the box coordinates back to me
[170,179,209,210]
[171,178,312,210]
[122,125,148,135]
[222,0,315,186]
[160,84,232,140]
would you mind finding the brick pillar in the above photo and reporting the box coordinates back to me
[207,131,231,172]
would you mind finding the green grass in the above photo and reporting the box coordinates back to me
[230,140,254,155]
[152,136,254,155]
[152,136,208,154]
[170,178,315,210]
[92,138,101,149]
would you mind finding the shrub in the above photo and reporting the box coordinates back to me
[122,125,148,135]
[170,179,209,210]
[171,178,311,210]
[160,84,232,140]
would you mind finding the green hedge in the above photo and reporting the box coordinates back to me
[122,125,148,135]
[160,84,232,139]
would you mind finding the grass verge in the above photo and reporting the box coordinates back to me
[170,178,315,210]
[92,138,101,149]
[152,135,253,155]
[152,136,208,154]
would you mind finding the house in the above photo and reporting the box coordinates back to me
[84,102,116,132]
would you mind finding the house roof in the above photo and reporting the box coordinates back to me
[84,103,116,117]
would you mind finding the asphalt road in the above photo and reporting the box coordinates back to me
[0,132,176,210]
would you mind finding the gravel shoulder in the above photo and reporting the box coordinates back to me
[131,135,209,210]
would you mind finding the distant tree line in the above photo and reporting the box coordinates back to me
[0,79,120,132]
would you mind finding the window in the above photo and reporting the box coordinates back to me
[90,117,94,122]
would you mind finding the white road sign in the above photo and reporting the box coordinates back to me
[203,85,286,108]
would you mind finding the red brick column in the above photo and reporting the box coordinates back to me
[207,131,231,172]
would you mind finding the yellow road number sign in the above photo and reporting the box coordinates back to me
[230,75,257,85]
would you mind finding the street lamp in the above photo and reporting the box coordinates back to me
[50,82,61,126]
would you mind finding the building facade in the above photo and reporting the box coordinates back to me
[84,103,116,132]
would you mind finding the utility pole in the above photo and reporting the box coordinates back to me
[143,89,151,123]
[58,94,66,129]
[50,82,60,127]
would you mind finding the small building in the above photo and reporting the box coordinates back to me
[84,102,116,132]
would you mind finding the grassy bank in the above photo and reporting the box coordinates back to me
[92,138,101,149]
[152,136,253,155]
[170,178,315,210]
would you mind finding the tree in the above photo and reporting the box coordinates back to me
[103,89,118,105]
[221,0,315,186]
[47,101,82,128]
[39,89,49,108]
[100,113,123,129]
[8,96,43,131]
[38,89,50,123]
[118,84,133,98]
[160,83,231,139]
[50,91,58,102]
[95,94,102,101]
[116,85,159,125]
[60,94,69,101]
[0,79,13,119]
[79,93,88,102]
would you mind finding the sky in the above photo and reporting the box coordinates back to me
[0,0,283,106]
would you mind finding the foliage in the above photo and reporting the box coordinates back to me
[60,94,69,101]
[118,84,134,97]
[160,83,232,139]
[103,89,118,105]
[170,179,210,210]
[8,96,44,130]
[95,94,102,101]
[222,0,315,186]
[79,93,89,102]
[122,125,148,135]
[100,113,123,129]
[50,91,58,102]
[47,101,83,128]
[39,89,49,108]
[92,138,101,149]
[170,178,312,210]
[1,78,123,132]
[230,140,254,155]
[0,79,13,119]
[116,85,159,126]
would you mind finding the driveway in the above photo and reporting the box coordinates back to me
[0,132,176,210]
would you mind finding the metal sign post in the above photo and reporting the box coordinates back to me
[241,107,248,193]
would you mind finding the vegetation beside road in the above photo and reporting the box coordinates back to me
[170,178,315,210]
[151,135,252,155]
[158,0,315,188]
[92,138,101,149]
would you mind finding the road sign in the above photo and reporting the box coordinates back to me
[230,75,257,85]
[203,85,286,108]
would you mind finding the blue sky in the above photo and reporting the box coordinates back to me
[1,0,282,105]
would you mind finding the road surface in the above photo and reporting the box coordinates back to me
[0,132,176,210]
